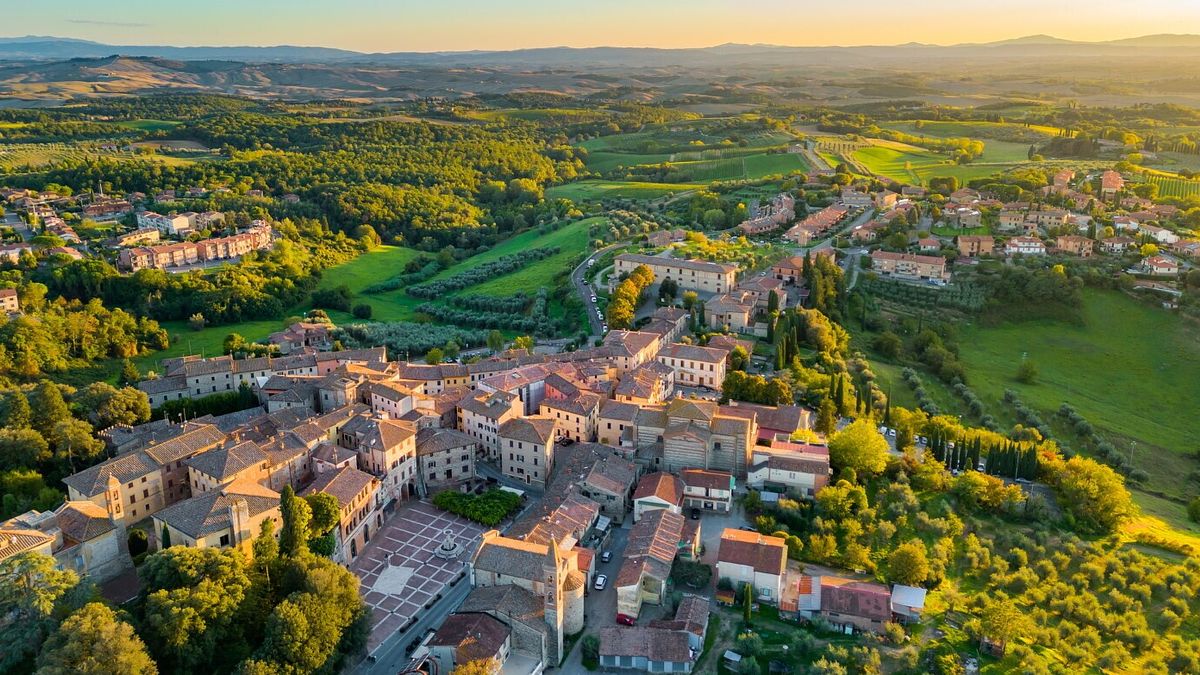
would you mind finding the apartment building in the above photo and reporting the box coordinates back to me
[612,253,738,294]
[302,465,382,563]
[655,343,729,389]
[869,251,950,282]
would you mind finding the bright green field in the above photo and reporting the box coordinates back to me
[852,144,1016,185]
[958,290,1200,499]
[469,217,600,296]
[547,180,702,201]
[310,245,425,322]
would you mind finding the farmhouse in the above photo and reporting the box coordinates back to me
[1100,170,1124,200]
[1101,236,1136,253]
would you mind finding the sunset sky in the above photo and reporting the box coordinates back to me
[10,0,1200,52]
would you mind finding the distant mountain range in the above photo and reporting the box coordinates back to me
[1,34,1200,65]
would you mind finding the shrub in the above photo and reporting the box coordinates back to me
[311,285,353,312]
[351,303,373,320]
[127,528,148,557]
[432,488,522,527]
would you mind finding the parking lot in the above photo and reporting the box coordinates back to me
[349,500,486,654]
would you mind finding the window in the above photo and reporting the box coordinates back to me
[143,489,149,498]
[129,494,136,504]
[219,533,230,547]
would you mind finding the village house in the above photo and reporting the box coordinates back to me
[1055,235,1094,257]
[717,528,788,603]
[415,427,478,495]
[635,399,756,478]
[1100,170,1124,200]
[1005,236,1047,256]
[957,235,994,258]
[598,626,696,674]
[681,469,735,512]
[1139,223,1180,245]
[747,443,832,497]
[615,508,693,621]
[783,204,849,245]
[2,501,127,582]
[598,400,640,448]
[498,416,558,487]
[539,392,601,443]
[302,465,382,564]
[428,612,513,675]
[1101,236,1137,254]
[1142,255,1180,277]
[631,472,686,522]
[0,288,19,314]
[704,292,756,333]
[152,480,281,554]
[458,389,524,458]
[840,188,873,208]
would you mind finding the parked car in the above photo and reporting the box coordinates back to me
[887,428,897,437]
[616,613,635,626]
[690,508,701,520]
[594,574,608,591]
[600,550,613,563]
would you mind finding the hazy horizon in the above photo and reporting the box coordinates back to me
[7,0,1200,53]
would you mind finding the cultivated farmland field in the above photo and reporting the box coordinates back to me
[1148,174,1200,199]
[957,290,1200,503]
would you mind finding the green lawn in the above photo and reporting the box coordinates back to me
[469,217,601,296]
[132,319,285,373]
[310,245,424,322]
[547,180,702,201]
[958,290,1200,499]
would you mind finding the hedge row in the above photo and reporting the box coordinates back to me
[449,293,531,314]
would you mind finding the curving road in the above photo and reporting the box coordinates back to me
[572,244,622,337]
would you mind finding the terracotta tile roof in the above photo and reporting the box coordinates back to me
[598,626,693,664]
[153,480,279,538]
[430,612,510,664]
[62,451,160,497]
[616,252,737,274]
[717,528,786,576]
[473,534,550,581]
[541,392,601,417]
[459,584,547,635]
[599,399,641,422]
[184,441,267,480]
[820,577,892,622]
[0,528,54,559]
[499,416,557,445]
[142,424,228,466]
[616,509,685,586]
[632,472,685,506]
[416,427,479,456]
[658,343,728,364]
[681,469,733,492]
[303,465,377,509]
[55,501,116,545]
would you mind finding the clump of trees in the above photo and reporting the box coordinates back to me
[606,264,654,329]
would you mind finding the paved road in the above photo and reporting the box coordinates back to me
[560,519,633,674]
[360,572,472,675]
[572,244,622,337]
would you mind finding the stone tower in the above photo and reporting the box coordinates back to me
[543,538,565,663]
